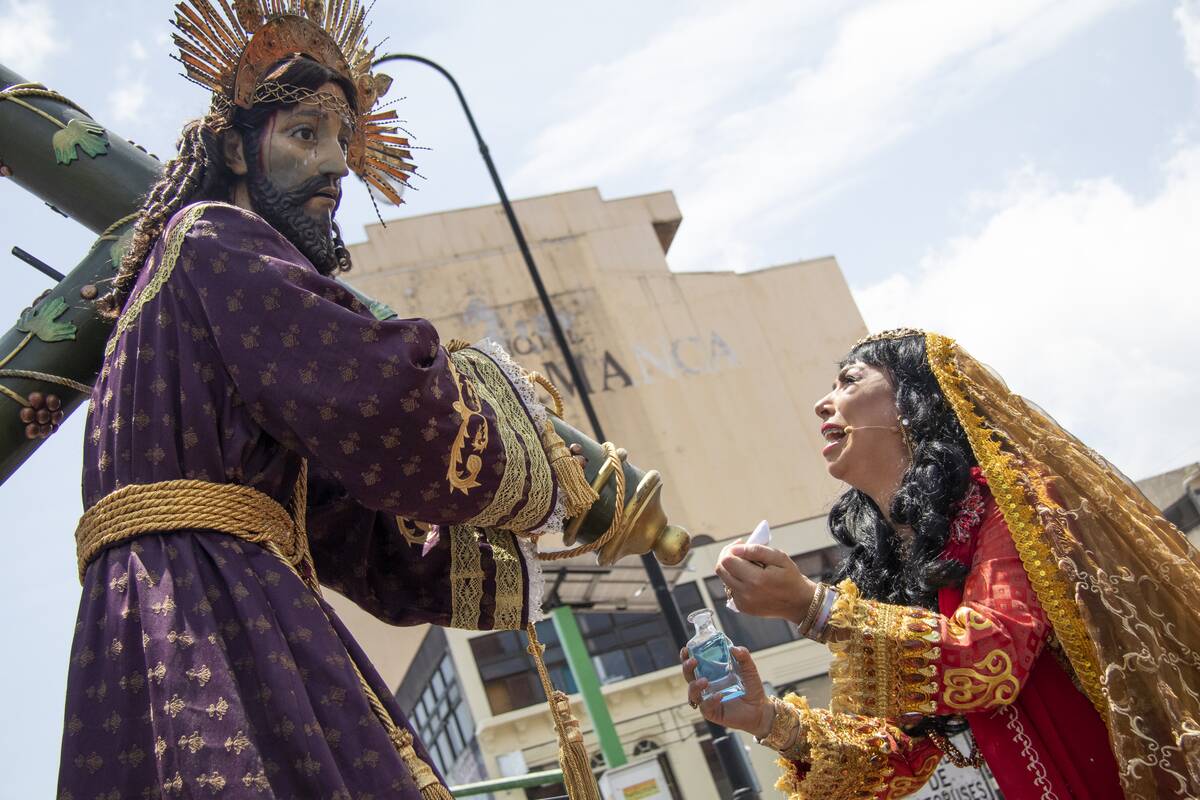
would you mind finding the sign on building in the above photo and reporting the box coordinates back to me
[912,735,1002,800]
[599,754,678,800]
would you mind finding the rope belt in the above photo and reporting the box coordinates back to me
[71,465,452,799]
[74,477,312,583]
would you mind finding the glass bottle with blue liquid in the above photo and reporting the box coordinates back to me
[686,609,745,702]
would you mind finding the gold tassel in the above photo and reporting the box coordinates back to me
[529,369,597,517]
[541,421,600,519]
[550,691,604,800]
[391,728,455,800]
[527,624,604,800]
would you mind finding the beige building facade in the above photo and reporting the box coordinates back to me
[327,187,882,797]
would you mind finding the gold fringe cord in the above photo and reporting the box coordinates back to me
[526,623,603,800]
[74,472,314,583]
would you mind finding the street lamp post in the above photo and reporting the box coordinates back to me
[372,53,761,799]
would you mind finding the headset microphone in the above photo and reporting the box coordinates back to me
[843,425,900,435]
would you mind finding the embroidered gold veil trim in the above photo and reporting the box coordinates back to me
[925,332,1200,799]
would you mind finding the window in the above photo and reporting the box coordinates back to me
[631,739,660,756]
[404,654,475,775]
[693,723,734,800]
[472,583,707,714]
[792,543,847,582]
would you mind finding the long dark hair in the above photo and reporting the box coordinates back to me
[98,56,356,318]
[828,334,976,606]
[827,333,976,737]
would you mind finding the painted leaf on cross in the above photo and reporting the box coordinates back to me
[52,119,109,165]
[18,297,77,342]
[109,228,134,269]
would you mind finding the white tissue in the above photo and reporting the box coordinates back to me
[726,520,771,613]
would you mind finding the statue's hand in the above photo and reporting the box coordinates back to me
[568,442,587,471]
[680,645,774,738]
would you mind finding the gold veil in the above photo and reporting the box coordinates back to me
[921,332,1200,798]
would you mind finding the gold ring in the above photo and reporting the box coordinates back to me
[724,584,733,599]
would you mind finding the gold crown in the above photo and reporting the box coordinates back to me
[850,327,927,350]
[171,0,415,205]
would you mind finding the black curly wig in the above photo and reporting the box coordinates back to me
[825,333,979,737]
[827,333,977,607]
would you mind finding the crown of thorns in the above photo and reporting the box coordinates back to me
[172,0,416,205]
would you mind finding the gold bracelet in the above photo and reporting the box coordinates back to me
[797,583,826,635]
[756,696,803,754]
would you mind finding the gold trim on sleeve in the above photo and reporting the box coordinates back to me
[882,751,941,800]
[826,580,940,718]
[444,354,488,495]
[485,530,525,631]
[942,648,1019,710]
[449,525,484,630]
[945,607,992,641]
[452,348,553,532]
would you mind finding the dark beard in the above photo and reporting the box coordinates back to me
[243,147,340,276]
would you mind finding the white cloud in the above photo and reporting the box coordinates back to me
[854,147,1200,479]
[852,0,1200,481]
[510,0,841,195]
[0,0,63,76]
[512,0,1129,272]
[108,79,147,123]
[1177,0,1200,81]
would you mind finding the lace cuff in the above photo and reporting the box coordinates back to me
[826,579,940,718]
[517,534,545,623]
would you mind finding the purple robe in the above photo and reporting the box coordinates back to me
[58,201,558,798]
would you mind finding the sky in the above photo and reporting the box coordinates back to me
[2,0,1199,795]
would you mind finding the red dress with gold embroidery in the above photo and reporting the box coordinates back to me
[775,473,1122,799]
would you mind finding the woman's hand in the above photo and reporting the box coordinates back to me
[716,543,817,625]
[681,645,775,738]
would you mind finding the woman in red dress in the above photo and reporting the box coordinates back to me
[682,329,1200,799]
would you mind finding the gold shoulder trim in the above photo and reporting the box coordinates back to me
[104,202,213,358]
